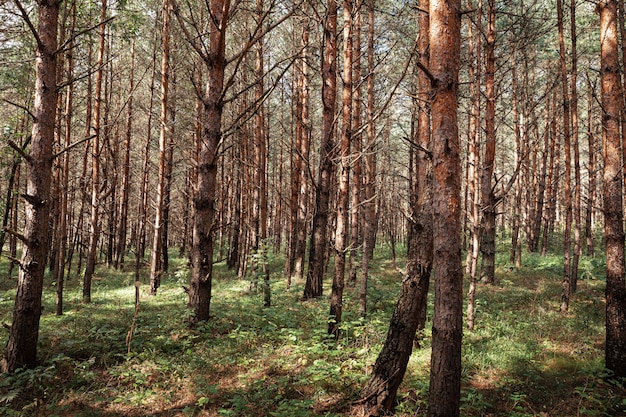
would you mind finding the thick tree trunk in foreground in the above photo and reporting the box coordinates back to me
[600,0,626,377]
[187,0,230,323]
[2,0,59,373]
[428,0,463,414]
[303,0,337,300]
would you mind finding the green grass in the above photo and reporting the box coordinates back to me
[0,244,624,416]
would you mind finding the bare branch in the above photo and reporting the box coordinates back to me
[13,0,44,52]
[7,140,31,162]
[2,99,36,120]
[3,228,28,244]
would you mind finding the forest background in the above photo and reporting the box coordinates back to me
[1,0,626,415]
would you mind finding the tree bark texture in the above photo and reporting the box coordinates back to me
[2,0,59,373]
[427,0,463,414]
[479,0,496,284]
[304,0,337,300]
[557,0,573,312]
[83,0,107,303]
[188,0,230,323]
[600,0,626,377]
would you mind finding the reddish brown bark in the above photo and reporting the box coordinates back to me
[359,0,376,315]
[2,0,59,373]
[600,0,626,377]
[479,0,496,284]
[557,0,573,312]
[188,0,230,323]
[329,0,353,337]
[428,0,463,413]
[84,0,108,303]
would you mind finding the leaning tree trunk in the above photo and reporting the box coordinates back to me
[428,0,463,414]
[600,0,626,378]
[2,0,59,373]
[360,1,431,411]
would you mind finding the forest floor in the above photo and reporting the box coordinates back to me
[1,243,625,416]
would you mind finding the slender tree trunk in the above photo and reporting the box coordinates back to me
[557,0,573,312]
[570,0,581,293]
[585,75,596,256]
[479,0,496,284]
[55,0,76,316]
[329,0,353,338]
[466,0,482,330]
[84,0,108,303]
[116,40,134,269]
[542,89,560,255]
[359,0,377,315]
[150,0,172,295]
[600,0,626,377]
[510,54,522,265]
[2,0,59,373]
[294,17,311,283]
[303,0,338,300]
[348,0,363,287]
[428,0,463,412]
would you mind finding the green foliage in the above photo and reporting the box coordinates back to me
[0,245,623,416]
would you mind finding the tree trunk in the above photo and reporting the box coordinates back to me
[600,0,626,377]
[116,40,134,269]
[188,0,230,323]
[359,0,377,315]
[428,0,463,413]
[585,75,595,256]
[150,0,172,295]
[329,0,353,338]
[2,0,59,373]
[557,0,573,312]
[295,19,310,284]
[55,0,76,315]
[84,0,108,303]
[466,0,482,331]
[303,0,338,300]
[360,1,431,411]
[348,0,362,287]
[479,0,496,285]
[568,0,581,293]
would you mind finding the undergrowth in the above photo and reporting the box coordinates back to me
[0,243,624,416]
